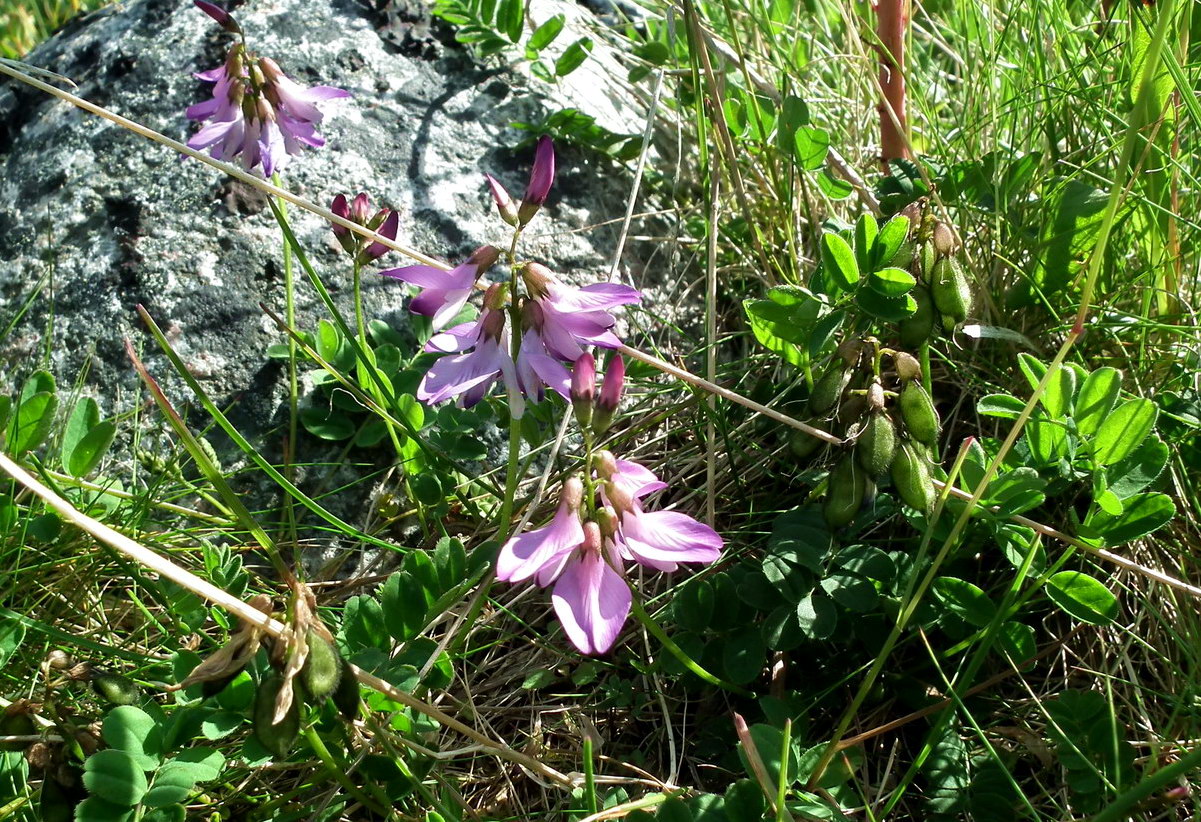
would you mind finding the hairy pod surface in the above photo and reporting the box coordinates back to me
[915,242,936,284]
[931,257,971,323]
[301,629,342,702]
[891,443,935,514]
[889,240,914,270]
[857,412,897,478]
[898,286,935,349]
[788,426,824,459]
[899,382,940,446]
[823,456,865,528]
[91,673,140,706]
[253,674,301,758]
[810,365,852,417]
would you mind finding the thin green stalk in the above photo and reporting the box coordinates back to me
[629,596,752,696]
[302,726,389,816]
[583,735,598,817]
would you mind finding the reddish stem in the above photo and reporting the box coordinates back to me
[877,0,911,167]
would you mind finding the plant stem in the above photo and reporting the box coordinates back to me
[629,596,751,696]
[302,726,389,816]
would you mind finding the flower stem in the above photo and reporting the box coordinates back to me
[629,596,751,696]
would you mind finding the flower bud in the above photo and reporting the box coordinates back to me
[359,210,398,263]
[593,354,625,434]
[594,506,618,538]
[581,520,603,556]
[518,136,555,226]
[350,192,371,224]
[46,650,72,670]
[562,476,584,510]
[594,449,618,480]
[485,174,519,226]
[571,353,596,428]
[519,261,555,297]
[330,194,354,250]
[468,245,503,271]
[482,282,509,312]
[867,380,886,411]
[899,200,922,229]
[194,1,241,34]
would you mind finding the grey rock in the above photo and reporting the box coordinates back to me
[0,0,653,530]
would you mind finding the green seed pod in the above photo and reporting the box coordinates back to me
[930,257,971,323]
[331,657,361,721]
[788,426,823,460]
[301,629,342,703]
[891,442,935,513]
[809,365,852,417]
[253,674,301,759]
[899,382,940,446]
[91,673,139,706]
[914,242,936,284]
[0,711,35,752]
[856,412,896,478]
[898,286,935,349]
[823,456,865,528]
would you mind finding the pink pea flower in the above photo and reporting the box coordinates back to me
[186,8,348,176]
[515,308,572,403]
[417,285,526,417]
[381,246,500,331]
[597,451,723,573]
[520,263,641,361]
[330,192,399,263]
[518,135,556,226]
[497,480,630,656]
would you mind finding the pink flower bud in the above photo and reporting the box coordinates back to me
[482,282,508,312]
[519,262,554,298]
[593,354,625,434]
[485,174,519,226]
[581,520,603,556]
[562,476,585,510]
[350,192,371,223]
[518,135,555,226]
[468,245,502,271]
[194,0,240,34]
[571,353,596,428]
[330,194,351,239]
[360,210,398,263]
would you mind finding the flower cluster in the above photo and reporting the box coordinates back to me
[497,357,722,654]
[330,192,398,265]
[380,137,641,417]
[186,1,349,177]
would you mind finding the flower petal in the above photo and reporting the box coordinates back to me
[551,553,630,655]
[496,501,583,583]
[620,510,723,570]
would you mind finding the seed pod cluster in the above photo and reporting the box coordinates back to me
[792,339,943,527]
[249,626,360,759]
[894,201,973,340]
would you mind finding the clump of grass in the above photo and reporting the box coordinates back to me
[0,0,111,58]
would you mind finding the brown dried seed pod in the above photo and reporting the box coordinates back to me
[932,221,959,256]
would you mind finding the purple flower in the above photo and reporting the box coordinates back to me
[185,22,349,177]
[497,481,630,656]
[382,246,499,331]
[520,263,641,361]
[598,452,723,573]
[515,327,572,403]
[485,174,519,226]
[593,353,625,434]
[417,285,526,417]
[518,135,556,226]
[194,0,240,33]
[331,192,398,263]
